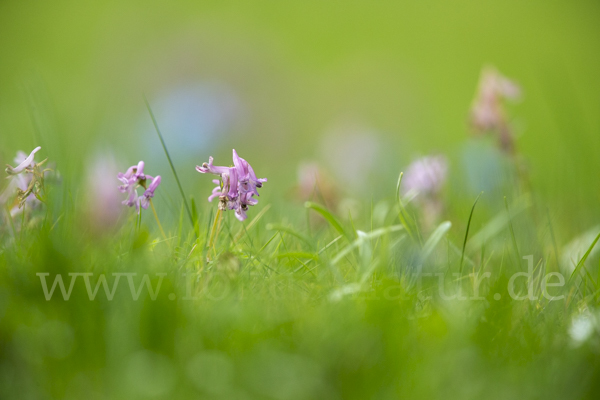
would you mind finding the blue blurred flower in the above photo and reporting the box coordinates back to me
[142,82,243,157]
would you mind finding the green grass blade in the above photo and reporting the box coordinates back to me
[467,195,529,251]
[277,252,319,261]
[305,201,349,240]
[460,192,482,274]
[144,96,196,237]
[421,221,452,264]
[331,225,403,265]
[569,231,600,282]
[190,196,200,238]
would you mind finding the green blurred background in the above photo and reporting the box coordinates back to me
[1,0,599,231]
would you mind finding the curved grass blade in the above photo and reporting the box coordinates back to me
[331,225,404,265]
[468,196,529,252]
[421,221,452,264]
[569,231,600,282]
[305,201,349,240]
[460,192,482,274]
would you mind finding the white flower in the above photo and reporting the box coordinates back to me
[5,146,41,175]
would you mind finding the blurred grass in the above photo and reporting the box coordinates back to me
[1,0,599,227]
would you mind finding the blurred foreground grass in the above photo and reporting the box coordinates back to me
[2,160,600,399]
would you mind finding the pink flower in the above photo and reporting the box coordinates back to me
[117,161,161,213]
[470,67,521,153]
[196,149,267,221]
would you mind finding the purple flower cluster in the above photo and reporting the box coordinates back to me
[117,161,161,212]
[402,155,448,198]
[196,149,267,221]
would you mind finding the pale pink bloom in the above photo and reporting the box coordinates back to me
[117,161,161,213]
[470,67,521,153]
[402,155,448,198]
[85,154,123,231]
[402,155,448,232]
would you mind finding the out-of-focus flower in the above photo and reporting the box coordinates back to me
[84,154,123,233]
[470,67,521,154]
[196,149,266,221]
[143,82,244,158]
[295,162,338,207]
[402,155,448,199]
[5,146,41,175]
[319,121,380,192]
[401,155,448,231]
[117,161,161,213]
[1,146,48,216]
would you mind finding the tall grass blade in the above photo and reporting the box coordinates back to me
[144,96,196,236]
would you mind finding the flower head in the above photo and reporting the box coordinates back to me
[295,161,339,208]
[196,149,267,221]
[83,153,123,233]
[401,155,448,232]
[470,66,521,153]
[5,146,41,175]
[117,161,161,213]
[402,155,448,198]
[140,175,161,210]
[1,146,48,214]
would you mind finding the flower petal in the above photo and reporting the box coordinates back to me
[6,146,41,175]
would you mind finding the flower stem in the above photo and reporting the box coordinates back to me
[207,208,222,262]
[150,200,168,241]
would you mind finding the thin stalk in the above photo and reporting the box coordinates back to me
[150,200,168,242]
